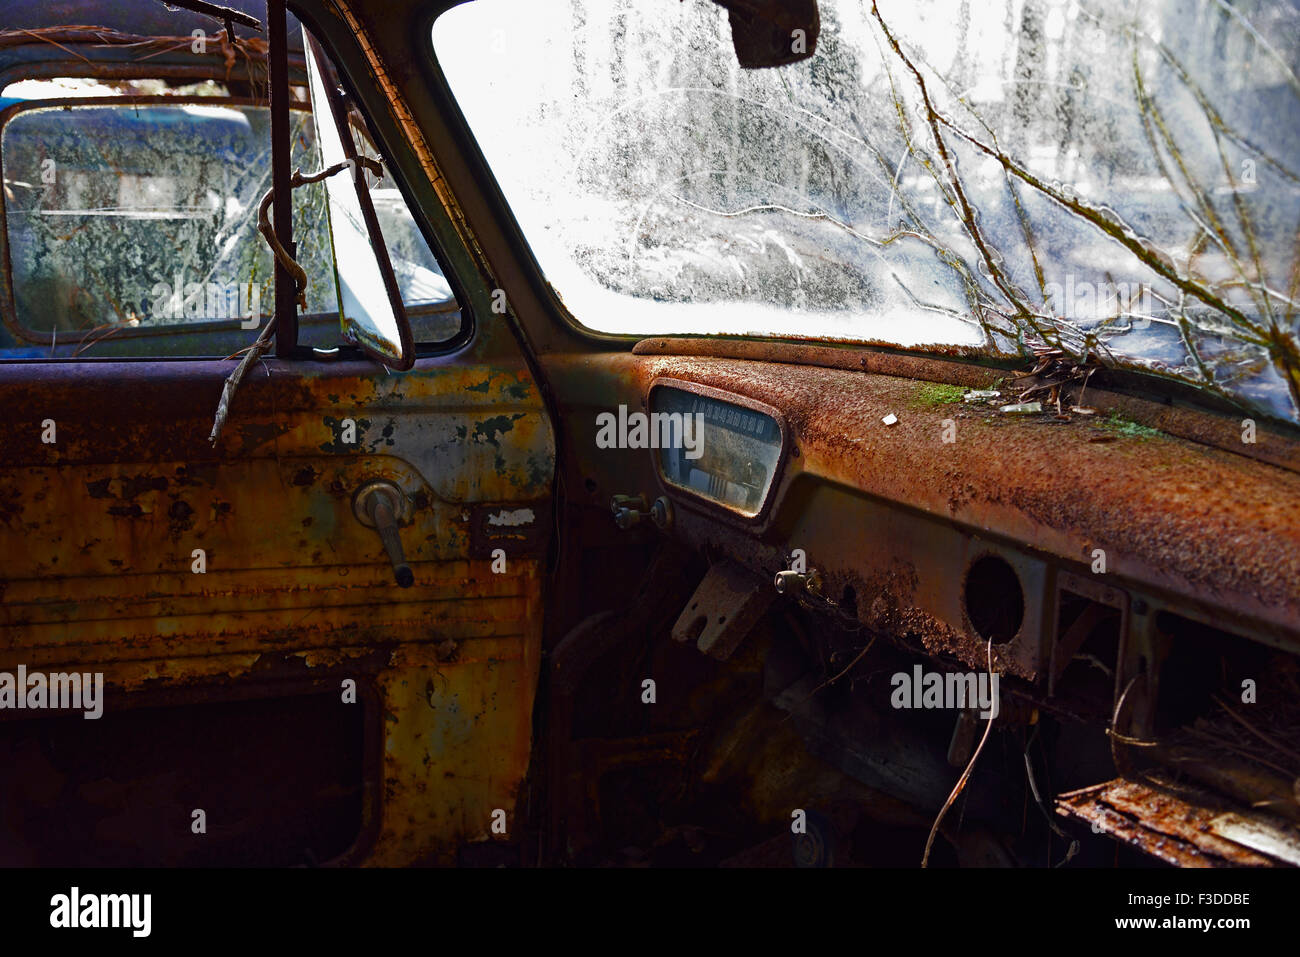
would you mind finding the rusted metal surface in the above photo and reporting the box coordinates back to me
[0,6,303,88]
[1207,813,1300,867]
[633,337,1008,386]
[277,0,1300,867]
[154,0,262,31]
[0,352,554,865]
[632,337,1300,473]
[1056,777,1279,867]
[5,0,1296,871]
[548,353,1300,657]
[269,0,296,357]
[0,0,546,870]
[467,502,550,560]
[1,0,281,46]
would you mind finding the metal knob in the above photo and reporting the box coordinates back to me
[774,568,823,597]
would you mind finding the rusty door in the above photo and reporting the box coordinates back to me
[0,197,554,867]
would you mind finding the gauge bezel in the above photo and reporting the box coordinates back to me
[648,377,792,526]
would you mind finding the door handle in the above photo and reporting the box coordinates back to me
[352,480,414,588]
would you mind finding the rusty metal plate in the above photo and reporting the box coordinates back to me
[1207,813,1300,867]
[1056,777,1281,867]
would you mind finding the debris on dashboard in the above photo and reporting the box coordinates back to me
[1007,345,1105,415]
[999,401,1042,414]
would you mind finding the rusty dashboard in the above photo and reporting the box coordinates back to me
[568,348,1300,649]
[546,341,1300,868]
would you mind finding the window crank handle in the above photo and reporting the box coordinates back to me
[354,481,414,588]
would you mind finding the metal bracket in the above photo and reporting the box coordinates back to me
[671,560,774,661]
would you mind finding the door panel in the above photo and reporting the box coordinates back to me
[0,351,553,865]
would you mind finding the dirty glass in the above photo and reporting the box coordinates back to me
[346,112,459,343]
[2,103,331,352]
[305,33,407,364]
[1,99,457,357]
[654,386,783,515]
[353,129,454,312]
[433,0,1300,423]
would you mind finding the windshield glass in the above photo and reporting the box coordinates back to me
[433,0,1300,423]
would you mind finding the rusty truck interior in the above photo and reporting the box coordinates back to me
[0,0,1298,879]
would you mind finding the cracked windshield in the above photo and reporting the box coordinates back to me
[434,0,1300,423]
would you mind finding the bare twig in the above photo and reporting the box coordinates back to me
[1212,694,1300,768]
[208,314,276,444]
[209,156,381,444]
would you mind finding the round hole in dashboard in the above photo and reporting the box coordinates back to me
[963,554,1024,643]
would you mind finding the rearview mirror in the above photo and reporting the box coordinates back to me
[712,0,820,68]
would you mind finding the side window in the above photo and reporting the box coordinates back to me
[0,69,459,359]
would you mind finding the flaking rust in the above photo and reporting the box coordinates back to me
[1057,778,1278,867]
[0,340,554,863]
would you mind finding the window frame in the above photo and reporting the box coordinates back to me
[0,59,471,360]
[287,0,480,362]
[417,0,631,349]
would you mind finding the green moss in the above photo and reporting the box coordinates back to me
[910,382,967,409]
[1099,411,1164,439]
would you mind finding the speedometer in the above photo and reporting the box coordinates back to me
[650,380,786,518]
